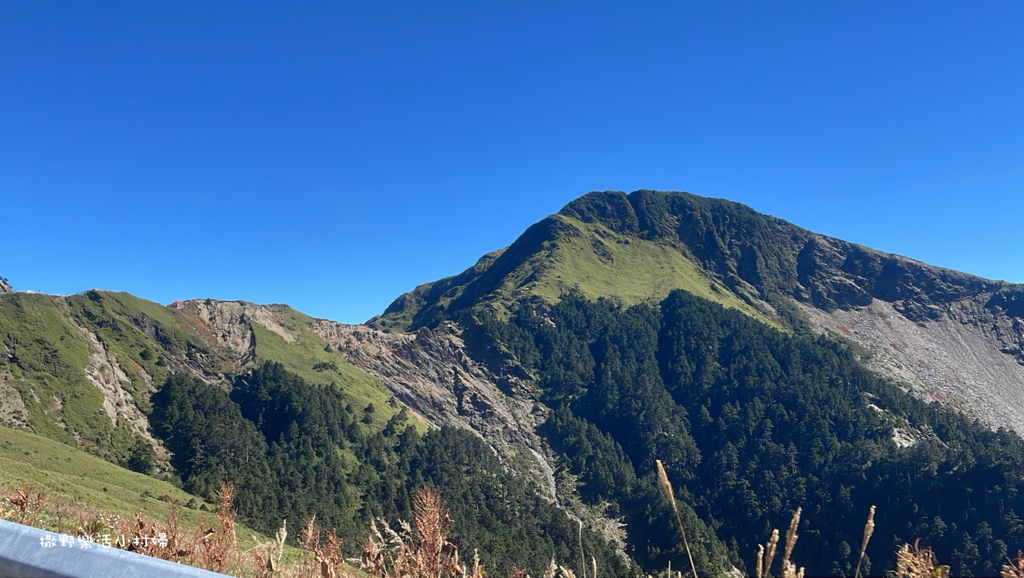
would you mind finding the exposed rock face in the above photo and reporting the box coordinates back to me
[139,299,301,382]
[309,320,558,500]
[0,368,28,429]
[799,295,1024,432]
[186,300,303,373]
[192,300,296,347]
[0,278,11,294]
[77,323,154,435]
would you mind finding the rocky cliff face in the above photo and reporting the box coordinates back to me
[59,299,157,441]
[307,318,635,558]
[309,319,559,500]
[0,277,11,294]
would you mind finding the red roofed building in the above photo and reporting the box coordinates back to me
[169,300,185,309]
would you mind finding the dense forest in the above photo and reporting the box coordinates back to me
[460,290,1024,577]
[149,362,629,577]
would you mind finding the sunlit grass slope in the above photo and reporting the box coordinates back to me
[0,293,109,447]
[0,424,207,523]
[250,307,408,433]
[371,213,778,331]
[527,216,772,323]
[66,291,220,413]
[459,215,776,326]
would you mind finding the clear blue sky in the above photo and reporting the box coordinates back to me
[2,2,1022,324]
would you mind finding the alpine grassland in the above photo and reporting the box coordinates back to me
[519,216,771,326]
[249,312,408,433]
[0,293,112,448]
[66,290,216,408]
[369,212,775,333]
[0,424,219,531]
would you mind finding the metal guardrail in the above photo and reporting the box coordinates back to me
[0,519,229,578]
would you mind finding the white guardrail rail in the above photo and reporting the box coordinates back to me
[0,519,229,578]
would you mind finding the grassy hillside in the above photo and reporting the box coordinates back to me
[0,424,207,524]
[372,213,776,330]
[66,290,220,413]
[249,307,408,432]
[0,423,298,564]
[2,288,415,449]
[525,216,772,323]
[0,293,112,448]
[373,190,1024,337]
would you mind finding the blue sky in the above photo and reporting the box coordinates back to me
[2,2,1022,324]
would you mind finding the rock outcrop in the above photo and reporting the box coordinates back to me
[309,319,559,500]
[799,294,1024,432]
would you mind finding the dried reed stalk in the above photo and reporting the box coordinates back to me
[357,485,474,578]
[763,529,779,578]
[656,460,697,578]
[1003,551,1024,578]
[782,508,801,566]
[853,505,875,578]
[299,514,349,578]
[543,558,558,578]
[579,520,587,578]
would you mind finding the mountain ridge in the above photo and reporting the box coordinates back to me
[377,190,1023,330]
[3,189,1024,577]
[370,189,1024,433]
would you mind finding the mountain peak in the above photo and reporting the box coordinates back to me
[558,190,641,234]
[374,189,1024,332]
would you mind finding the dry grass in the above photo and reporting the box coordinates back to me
[293,515,349,578]
[102,481,240,572]
[250,520,288,577]
[0,480,496,578]
[1,485,46,526]
[893,540,947,578]
[890,543,1024,578]
[358,485,483,578]
[6,477,1024,578]
[854,505,875,578]
[656,460,697,578]
[1,481,255,575]
[1004,551,1024,578]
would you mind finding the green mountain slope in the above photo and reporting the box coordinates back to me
[0,291,408,452]
[0,425,209,524]
[0,293,119,452]
[247,307,406,433]
[363,189,1024,576]
[371,190,1024,334]
[0,288,626,576]
[4,189,1024,577]
[370,211,773,332]
[0,291,418,549]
